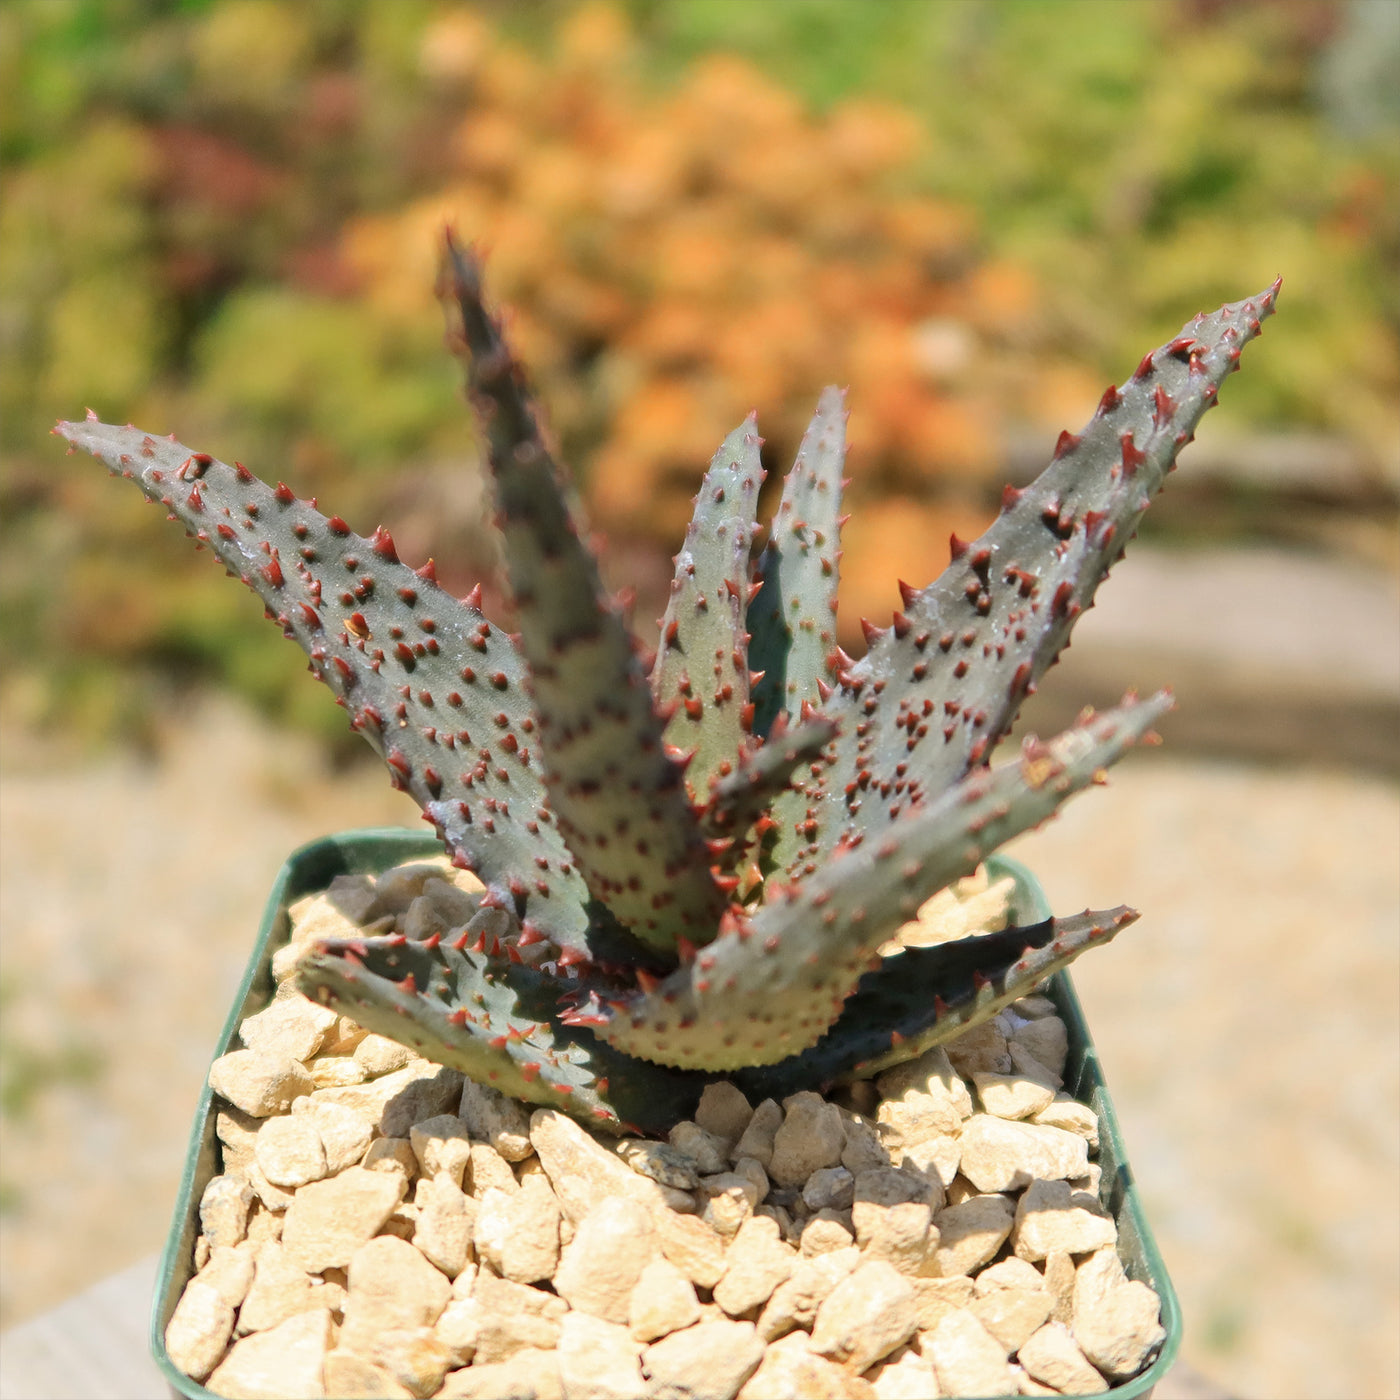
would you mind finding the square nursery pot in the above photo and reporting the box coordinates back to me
[152,826,1182,1400]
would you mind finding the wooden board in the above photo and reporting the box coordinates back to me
[0,1255,170,1400]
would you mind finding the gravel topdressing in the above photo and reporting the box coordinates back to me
[165,859,1164,1399]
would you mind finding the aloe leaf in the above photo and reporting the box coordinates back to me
[748,386,848,731]
[439,236,724,955]
[737,906,1137,1098]
[797,284,1280,881]
[583,690,1170,1071]
[651,417,767,802]
[297,932,705,1133]
[700,711,839,843]
[53,415,602,960]
[747,388,848,873]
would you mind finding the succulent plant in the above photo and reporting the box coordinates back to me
[56,240,1278,1133]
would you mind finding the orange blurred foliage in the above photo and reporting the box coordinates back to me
[838,495,997,642]
[344,3,1079,578]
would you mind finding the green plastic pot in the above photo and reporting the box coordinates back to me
[151,827,1182,1399]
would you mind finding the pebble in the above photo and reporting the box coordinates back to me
[285,890,363,945]
[362,1136,419,1181]
[165,1280,235,1381]
[404,879,481,939]
[411,1112,473,1185]
[235,1241,324,1336]
[1073,1246,1167,1380]
[304,1054,366,1089]
[974,1256,1042,1294]
[239,998,337,1064]
[958,1113,1089,1192]
[215,1104,260,1167]
[756,1245,860,1341]
[865,1346,937,1400]
[712,1215,797,1317]
[437,1347,560,1399]
[1043,1248,1077,1324]
[909,1274,975,1331]
[877,1084,964,1145]
[854,1198,933,1276]
[390,1065,469,1138]
[194,1244,257,1311]
[1013,1016,1069,1081]
[244,1201,283,1246]
[802,1164,855,1213]
[339,1234,451,1353]
[896,1131,962,1192]
[555,1312,644,1400]
[730,1097,783,1168]
[354,1032,417,1078]
[414,1172,476,1278]
[1013,1176,1117,1261]
[310,1060,459,1136]
[643,1319,765,1400]
[698,1170,760,1237]
[199,1174,254,1250]
[730,1155,771,1205]
[381,1197,420,1243]
[448,1080,532,1163]
[668,1119,731,1175]
[972,1069,1057,1120]
[616,1138,700,1190]
[767,1092,846,1187]
[856,1164,940,1213]
[553,1194,656,1323]
[323,1348,414,1399]
[466,1140,518,1195]
[931,1193,1016,1276]
[628,1257,700,1342]
[799,1210,855,1257]
[320,872,380,925]
[529,1108,672,1223]
[206,1307,331,1399]
[449,1260,478,1301]
[280,1166,405,1272]
[876,1046,973,1111]
[369,1325,455,1398]
[654,1209,727,1289]
[809,1259,918,1374]
[969,1284,1054,1353]
[1032,1094,1100,1144]
[944,1019,1011,1076]
[922,1309,1018,1397]
[1018,1320,1109,1393]
[473,1175,559,1284]
[291,1097,373,1174]
[254,1115,327,1188]
[369,863,453,918]
[739,1331,870,1399]
[837,1114,891,1176]
[244,1160,297,1213]
[208,1050,313,1118]
[694,1081,755,1144]
[456,1272,567,1365]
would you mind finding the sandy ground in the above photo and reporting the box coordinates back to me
[0,691,1396,1400]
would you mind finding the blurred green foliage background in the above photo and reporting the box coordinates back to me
[2,0,1396,751]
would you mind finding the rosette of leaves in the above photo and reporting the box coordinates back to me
[57,240,1278,1132]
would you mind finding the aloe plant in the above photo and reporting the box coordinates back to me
[56,242,1278,1132]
